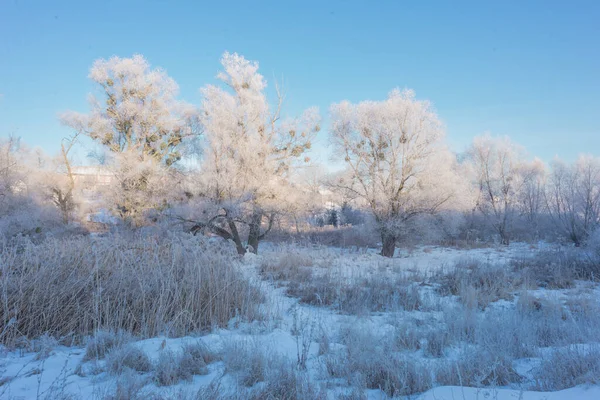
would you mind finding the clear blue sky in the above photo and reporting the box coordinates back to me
[1,0,599,165]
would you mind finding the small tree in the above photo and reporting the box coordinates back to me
[46,133,79,224]
[329,89,458,257]
[326,206,339,227]
[469,134,527,245]
[61,55,196,224]
[0,137,63,237]
[193,52,320,254]
[517,158,546,237]
[0,136,21,201]
[546,156,600,246]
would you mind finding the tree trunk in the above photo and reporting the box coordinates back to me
[498,226,510,246]
[381,232,396,257]
[227,218,247,255]
[247,211,262,254]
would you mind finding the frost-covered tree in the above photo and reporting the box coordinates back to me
[193,52,320,254]
[469,134,527,245]
[104,150,181,226]
[61,55,197,224]
[0,136,21,201]
[45,133,79,224]
[0,137,64,237]
[61,55,197,166]
[516,158,546,236]
[546,156,600,246]
[329,89,459,257]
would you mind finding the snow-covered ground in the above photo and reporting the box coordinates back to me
[1,242,599,399]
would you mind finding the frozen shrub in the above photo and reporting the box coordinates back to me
[533,345,600,390]
[286,270,338,307]
[442,304,477,343]
[222,339,268,387]
[340,275,422,313]
[514,248,600,288]
[154,350,182,386]
[248,364,324,400]
[423,328,450,358]
[513,251,577,289]
[288,272,423,314]
[436,258,522,309]
[154,342,215,386]
[84,330,132,361]
[474,308,537,359]
[259,251,314,283]
[393,321,422,351]
[106,344,152,374]
[335,389,367,400]
[183,340,220,365]
[193,379,232,400]
[327,327,433,397]
[351,354,432,396]
[220,338,322,398]
[103,370,150,400]
[32,333,59,360]
[436,348,522,387]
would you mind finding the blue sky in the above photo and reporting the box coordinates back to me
[1,0,599,165]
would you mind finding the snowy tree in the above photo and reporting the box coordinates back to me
[329,89,459,257]
[193,52,320,254]
[61,54,197,166]
[546,156,600,246]
[103,150,182,226]
[0,136,22,201]
[468,134,527,245]
[0,137,64,237]
[45,133,80,224]
[516,158,546,236]
[61,55,197,224]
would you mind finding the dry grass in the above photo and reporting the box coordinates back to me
[287,271,424,314]
[435,258,525,309]
[324,326,433,397]
[103,370,150,400]
[84,330,132,361]
[0,233,264,345]
[533,345,600,390]
[259,251,314,282]
[513,248,600,289]
[435,349,522,387]
[219,338,324,399]
[222,339,270,387]
[154,341,217,386]
[106,343,152,374]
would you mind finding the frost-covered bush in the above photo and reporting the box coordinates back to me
[533,345,600,390]
[0,233,263,345]
[106,344,152,374]
[220,338,323,399]
[154,341,216,386]
[0,137,72,239]
[222,339,269,387]
[436,258,524,309]
[84,331,133,361]
[435,348,521,387]
[103,370,150,400]
[259,249,314,282]
[323,326,433,397]
[513,246,600,288]
[248,364,324,400]
[287,269,424,314]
